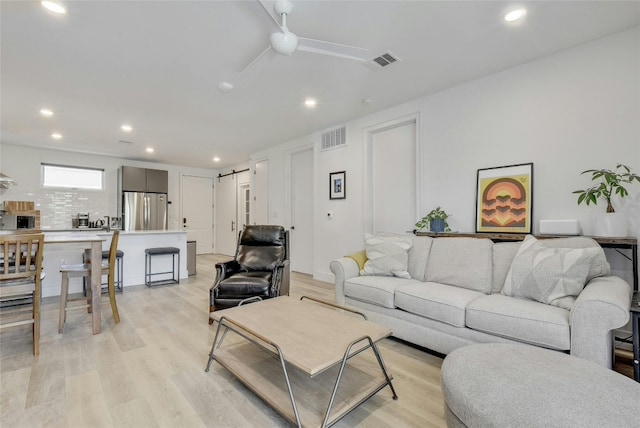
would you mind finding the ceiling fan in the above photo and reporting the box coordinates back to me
[239,0,370,76]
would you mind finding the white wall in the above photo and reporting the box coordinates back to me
[0,144,217,230]
[251,27,640,284]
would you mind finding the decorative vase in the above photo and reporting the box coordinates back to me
[430,219,445,233]
[594,212,627,237]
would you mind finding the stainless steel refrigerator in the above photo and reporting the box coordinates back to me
[122,192,168,231]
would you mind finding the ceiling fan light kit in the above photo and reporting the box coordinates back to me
[270,31,298,55]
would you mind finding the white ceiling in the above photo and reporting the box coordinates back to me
[1,1,639,169]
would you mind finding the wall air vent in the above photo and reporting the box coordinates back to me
[320,126,346,151]
[365,51,401,70]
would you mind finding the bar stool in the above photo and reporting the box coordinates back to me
[82,249,124,295]
[59,231,120,333]
[145,247,180,287]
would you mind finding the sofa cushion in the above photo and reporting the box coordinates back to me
[425,238,493,294]
[361,233,413,278]
[344,276,421,309]
[407,236,433,281]
[502,235,603,310]
[395,282,485,328]
[466,294,570,350]
[491,242,521,293]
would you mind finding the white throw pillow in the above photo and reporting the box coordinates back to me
[361,233,413,279]
[502,235,603,310]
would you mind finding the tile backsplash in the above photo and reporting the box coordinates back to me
[3,187,116,230]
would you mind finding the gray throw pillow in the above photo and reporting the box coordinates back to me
[502,235,603,310]
[361,233,412,278]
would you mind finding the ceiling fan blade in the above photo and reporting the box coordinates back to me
[239,45,274,77]
[297,37,369,61]
[257,0,281,29]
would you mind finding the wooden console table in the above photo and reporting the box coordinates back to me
[415,232,638,291]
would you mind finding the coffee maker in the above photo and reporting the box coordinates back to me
[77,213,89,228]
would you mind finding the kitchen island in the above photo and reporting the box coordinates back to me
[39,230,188,298]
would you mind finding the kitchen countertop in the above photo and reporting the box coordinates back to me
[2,229,186,235]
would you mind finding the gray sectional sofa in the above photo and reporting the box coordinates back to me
[330,234,632,368]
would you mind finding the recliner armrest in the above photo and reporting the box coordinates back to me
[211,260,242,289]
[270,260,291,297]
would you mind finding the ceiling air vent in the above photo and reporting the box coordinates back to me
[320,126,346,151]
[365,51,401,70]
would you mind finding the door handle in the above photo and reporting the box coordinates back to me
[231,221,235,231]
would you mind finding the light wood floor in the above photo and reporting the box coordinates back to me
[0,254,446,428]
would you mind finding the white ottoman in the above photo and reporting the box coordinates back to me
[441,343,640,428]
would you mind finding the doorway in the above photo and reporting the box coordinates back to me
[289,147,314,274]
[253,159,269,225]
[215,170,250,256]
[181,175,213,254]
[365,115,420,234]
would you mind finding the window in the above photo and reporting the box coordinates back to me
[41,163,104,190]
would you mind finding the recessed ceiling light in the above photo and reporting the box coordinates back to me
[504,8,526,22]
[41,1,66,15]
[121,124,132,132]
[40,108,54,117]
[51,132,62,140]
[213,157,221,162]
[304,98,317,108]
[146,147,154,153]
[218,82,234,92]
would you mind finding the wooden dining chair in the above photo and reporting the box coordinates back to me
[59,231,120,333]
[0,233,45,356]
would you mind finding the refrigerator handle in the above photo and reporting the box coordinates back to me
[144,195,149,230]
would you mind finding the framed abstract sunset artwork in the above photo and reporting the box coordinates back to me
[475,163,533,233]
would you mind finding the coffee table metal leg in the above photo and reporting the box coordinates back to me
[321,336,398,428]
[372,341,398,400]
[205,316,230,372]
[274,343,302,428]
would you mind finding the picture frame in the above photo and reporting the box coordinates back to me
[329,171,346,200]
[475,163,533,234]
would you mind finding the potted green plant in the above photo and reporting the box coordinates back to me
[573,164,640,236]
[416,207,451,233]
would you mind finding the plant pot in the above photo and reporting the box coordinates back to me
[430,219,446,233]
[594,212,627,237]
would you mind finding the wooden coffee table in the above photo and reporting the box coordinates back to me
[206,296,397,427]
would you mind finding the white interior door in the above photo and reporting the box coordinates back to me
[290,148,314,274]
[181,175,213,254]
[253,159,269,224]
[372,121,416,234]
[216,174,238,256]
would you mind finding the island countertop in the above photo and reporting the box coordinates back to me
[38,229,186,235]
[37,229,188,297]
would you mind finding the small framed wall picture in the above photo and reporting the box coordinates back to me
[329,171,346,200]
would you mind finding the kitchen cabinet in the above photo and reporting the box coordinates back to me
[119,166,168,193]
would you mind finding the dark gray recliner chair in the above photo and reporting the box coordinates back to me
[209,225,290,322]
